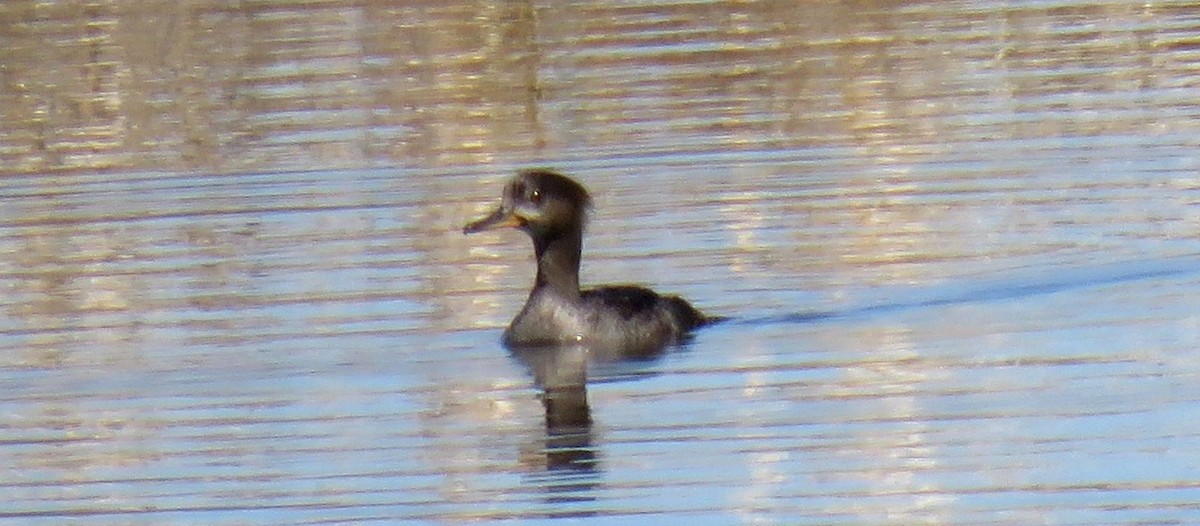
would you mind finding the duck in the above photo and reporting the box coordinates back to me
[463,169,718,350]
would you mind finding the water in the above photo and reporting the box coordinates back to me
[3,1,1200,524]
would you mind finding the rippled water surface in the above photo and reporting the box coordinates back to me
[4,1,1200,524]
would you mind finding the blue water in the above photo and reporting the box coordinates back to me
[4,1,1200,524]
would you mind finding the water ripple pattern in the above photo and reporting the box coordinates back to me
[2,1,1200,524]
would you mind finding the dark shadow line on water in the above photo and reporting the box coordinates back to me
[728,256,1200,326]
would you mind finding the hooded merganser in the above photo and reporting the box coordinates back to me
[464,169,717,350]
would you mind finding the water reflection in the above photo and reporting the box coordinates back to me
[4,1,1189,176]
[4,0,1200,523]
[511,344,599,506]
[507,333,694,510]
[513,344,592,432]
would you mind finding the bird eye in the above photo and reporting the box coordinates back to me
[529,189,542,204]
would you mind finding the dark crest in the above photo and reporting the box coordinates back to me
[518,169,593,211]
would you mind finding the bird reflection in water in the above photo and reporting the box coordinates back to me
[508,340,680,510]
[510,344,595,473]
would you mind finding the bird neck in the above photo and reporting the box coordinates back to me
[532,229,582,297]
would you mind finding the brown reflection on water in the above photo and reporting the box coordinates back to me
[9,228,139,370]
[0,0,546,172]
[4,2,1194,175]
